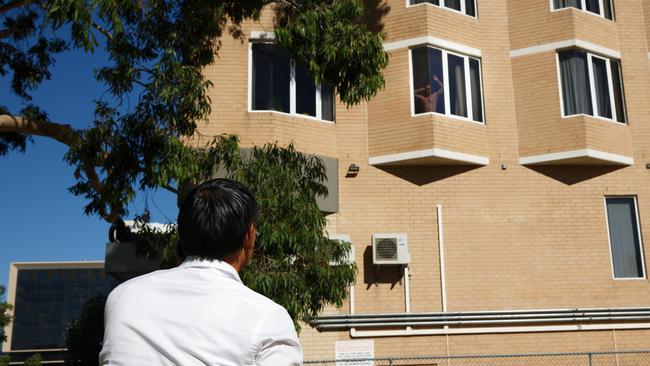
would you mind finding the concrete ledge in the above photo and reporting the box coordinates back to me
[519,149,633,166]
[369,148,489,166]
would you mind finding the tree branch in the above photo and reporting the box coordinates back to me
[0,28,12,39]
[0,0,29,14]
[91,22,113,41]
[0,114,77,145]
[0,114,118,222]
[162,184,178,194]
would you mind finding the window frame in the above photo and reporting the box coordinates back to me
[550,0,615,21]
[555,49,626,124]
[408,45,485,124]
[407,0,478,19]
[247,41,335,124]
[604,196,647,280]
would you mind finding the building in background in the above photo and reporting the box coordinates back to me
[2,262,119,364]
[196,0,650,360]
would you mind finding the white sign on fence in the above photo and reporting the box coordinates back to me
[335,340,374,366]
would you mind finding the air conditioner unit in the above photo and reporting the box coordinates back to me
[372,233,410,265]
[328,234,355,266]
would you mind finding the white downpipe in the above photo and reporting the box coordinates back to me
[437,204,448,312]
[350,284,355,314]
[349,322,650,338]
[437,204,451,363]
[404,266,411,313]
[404,266,412,331]
[350,284,356,334]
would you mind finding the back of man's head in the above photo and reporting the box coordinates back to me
[178,178,259,260]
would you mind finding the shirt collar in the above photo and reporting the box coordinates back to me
[179,256,242,283]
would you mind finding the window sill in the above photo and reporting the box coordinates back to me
[248,110,335,125]
[413,111,485,126]
[562,113,626,126]
[407,1,477,20]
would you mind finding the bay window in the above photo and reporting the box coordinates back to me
[411,46,484,123]
[251,43,334,122]
[557,49,626,123]
[410,0,477,17]
[553,0,614,20]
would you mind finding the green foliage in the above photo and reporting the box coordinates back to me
[133,137,356,330]
[0,286,12,343]
[65,296,106,366]
[0,355,9,366]
[1,0,388,221]
[233,143,357,331]
[24,353,41,366]
[275,0,389,106]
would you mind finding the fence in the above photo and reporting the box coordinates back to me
[304,350,650,365]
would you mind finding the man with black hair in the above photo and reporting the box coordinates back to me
[100,179,303,365]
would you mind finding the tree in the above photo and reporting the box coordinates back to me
[0,286,11,343]
[0,286,10,366]
[65,296,106,366]
[134,137,357,329]
[0,0,388,222]
[23,353,41,366]
[1,0,382,327]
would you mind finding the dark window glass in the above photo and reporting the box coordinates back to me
[295,62,316,117]
[252,43,290,113]
[606,198,644,278]
[610,59,625,123]
[554,0,581,9]
[444,0,461,11]
[410,0,440,5]
[558,50,593,116]
[591,56,612,119]
[465,0,476,16]
[585,0,600,14]
[321,84,334,122]
[11,268,119,351]
[603,0,613,19]
[412,47,445,115]
[448,53,467,118]
[469,58,483,122]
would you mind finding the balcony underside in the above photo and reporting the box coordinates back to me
[369,148,489,166]
[519,149,633,166]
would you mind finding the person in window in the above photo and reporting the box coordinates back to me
[414,74,444,113]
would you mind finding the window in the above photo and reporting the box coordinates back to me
[605,197,645,279]
[410,0,477,17]
[552,0,614,20]
[251,43,334,122]
[557,49,625,123]
[411,46,484,122]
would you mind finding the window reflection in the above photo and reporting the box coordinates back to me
[11,268,119,351]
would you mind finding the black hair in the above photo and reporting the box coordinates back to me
[177,178,259,260]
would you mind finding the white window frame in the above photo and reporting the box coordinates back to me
[604,196,647,280]
[408,45,485,125]
[550,0,615,21]
[247,41,334,124]
[555,49,626,124]
[406,0,478,18]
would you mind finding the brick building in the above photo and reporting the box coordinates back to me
[199,0,650,360]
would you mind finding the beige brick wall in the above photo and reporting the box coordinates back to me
[508,1,620,51]
[199,0,650,360]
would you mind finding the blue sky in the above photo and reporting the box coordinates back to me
[0,38,178,296]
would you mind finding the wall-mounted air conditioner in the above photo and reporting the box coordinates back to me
[329,234,355,266]
[372,233,410,265]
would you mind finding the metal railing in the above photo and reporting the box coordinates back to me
[304,350,650,365]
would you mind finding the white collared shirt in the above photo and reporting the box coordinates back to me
[99,257,303,365]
